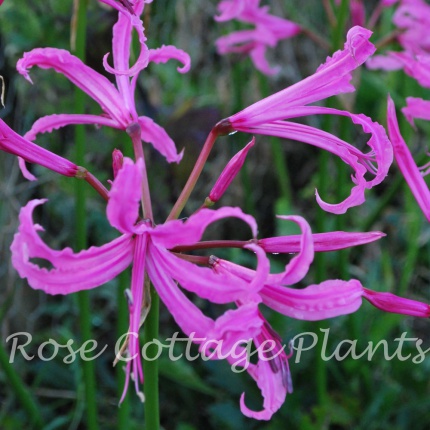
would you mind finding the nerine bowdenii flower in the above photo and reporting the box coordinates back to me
[217,26,393,214]
[16,0,189,167]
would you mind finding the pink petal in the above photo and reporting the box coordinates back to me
[402,96,430,125]
[259,230,385,253]
[17,48,130,126]
[236,105,393,213]
[103,14,149,77]
[266,216,314,286]
[239,120,368,214]
[148,45,191,73]
[111,12,135,113]
[228,26,375,125]
[138,116,183,163]
[150,206,258,249]
[18,157,37,181]
[366,53,404,71]
[150,245,260,303]
[240,319,291,421]
[215,0,249,22]
[203,301,263,360]
[260,279,364,320]
[0,119,78,177]
[24,114,121,142]
[387,96,430,221]
[10,199,134,294]
[107,157,144,234]
[146,245,214,339]
[125,234,148,399]
[249,44,280,76]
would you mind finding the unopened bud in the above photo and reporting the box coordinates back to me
[112,149,124,178]
[208,137,255,203]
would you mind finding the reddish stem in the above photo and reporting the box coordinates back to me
[172,239,253,253]
[166,127,220,222]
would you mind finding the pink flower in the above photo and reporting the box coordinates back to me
[10,157,270,404]
[367,0,430,79]
[16,2,190,163]
[387,95,430,221]
[214,0,300,75]
[219,26,393,214]
[208,213,429,418]
[0,118,78,180]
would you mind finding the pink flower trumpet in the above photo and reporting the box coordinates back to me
[387,95,430,221]
[0,118,78,179]
[16,1,189,164]
[218,26,393,214]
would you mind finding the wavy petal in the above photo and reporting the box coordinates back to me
[240,320,291,421]
[387,96,430,221]
[266,216,314,285]
[146,245,214,339]
[137,116,183,163]
[229,26,375,124]
[107,157,144,234]
[10,199,134,294]
[103,14,149,77]
[261,279,364,320]
[148,45,191,73]
[402,96,430,125]
[238,120,368,213]
[17,48,129,126]
[24,114,121,142]
[18,156,37,181]
[153,245,262,303]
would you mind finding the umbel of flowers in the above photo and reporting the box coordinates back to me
[1,0,429,422]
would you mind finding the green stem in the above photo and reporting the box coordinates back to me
[143,285,160,430]
[331,0,350,50]
[0,342,44,429]
[72,1,99,429]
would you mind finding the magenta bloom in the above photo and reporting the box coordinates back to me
[220,26,393,214]
[387,96,430,221]
[209,214,429,419]
[367,0,430,81]
[11,157,271,403]
[0,118,78,179]
[16,1,189,163]
[11,155,430,419]
[214,0,301,75]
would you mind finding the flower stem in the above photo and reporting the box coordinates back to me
[166,128,219,221]
[143,283,160,430]
[72,1,99,429]
[0,341,44,429]
[128,123,153,221]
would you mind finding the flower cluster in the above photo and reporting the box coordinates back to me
[2,0,430,423]
[214,0,301,75]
